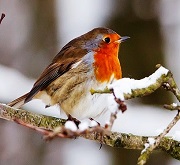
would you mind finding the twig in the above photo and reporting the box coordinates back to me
[162,72,180,102]
[136,66,180,165]
[164,103,180,111]
[137,110,180,165]
[105,89,127,130]
[0,13,5,24]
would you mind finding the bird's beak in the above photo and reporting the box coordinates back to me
[118,36,130,43]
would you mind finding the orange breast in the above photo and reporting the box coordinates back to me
[93,43,122,83]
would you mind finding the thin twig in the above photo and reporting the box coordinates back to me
[137,67,180,165]
[137,110,180,165]
[105,89,127,130]
[0,13,5,24]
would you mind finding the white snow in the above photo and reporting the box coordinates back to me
[172,103,178,107]
[65,121,77,132]
[141,138,155,153]
[78,121,89,131]
[108,66,169,100]
[148,137,155,145]
[90,120,98,127]
[141,143,149,153]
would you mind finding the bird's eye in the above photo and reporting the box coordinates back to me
[103,37,110,43]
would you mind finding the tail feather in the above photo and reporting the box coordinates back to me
[7,93,29,108]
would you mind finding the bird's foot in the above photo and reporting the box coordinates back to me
[67,115,81,126]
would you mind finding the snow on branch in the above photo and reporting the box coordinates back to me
[91,65,170,101]
[1,64,180,165]
[109,65,169,100]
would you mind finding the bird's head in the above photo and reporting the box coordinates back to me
[69,27,129,53]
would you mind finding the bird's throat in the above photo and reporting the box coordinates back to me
[93,44,122,83]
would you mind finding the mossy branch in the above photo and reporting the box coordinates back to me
[0,103,180,160]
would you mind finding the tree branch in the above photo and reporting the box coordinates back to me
[91,65,171,101]
[0,103,180,160]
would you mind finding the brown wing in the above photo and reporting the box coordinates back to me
[25,45,87,103]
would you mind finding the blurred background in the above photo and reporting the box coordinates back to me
[0,0,180,165]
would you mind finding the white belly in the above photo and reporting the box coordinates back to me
[69,92,111,120]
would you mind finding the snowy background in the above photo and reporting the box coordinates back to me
[0,0,180,165]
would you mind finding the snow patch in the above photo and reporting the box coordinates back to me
[108,66,169,100]
[90,120,98,127]
[148,137,155,145]
[65,121,77,131]
[172,103,178,107]
[141,143,150,154]
[141,137,155,153]
[78,121,89,131]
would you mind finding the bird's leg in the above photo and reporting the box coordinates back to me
[67,114,81,126]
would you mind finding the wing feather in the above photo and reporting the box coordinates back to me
[24,44,87,103]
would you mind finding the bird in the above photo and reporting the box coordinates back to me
[8,27,129,121]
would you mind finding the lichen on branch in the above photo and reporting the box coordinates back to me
[0,102,180,162]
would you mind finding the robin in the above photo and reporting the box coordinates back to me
[8,27,129,120]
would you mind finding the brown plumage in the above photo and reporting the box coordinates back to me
[8,27,129,119]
